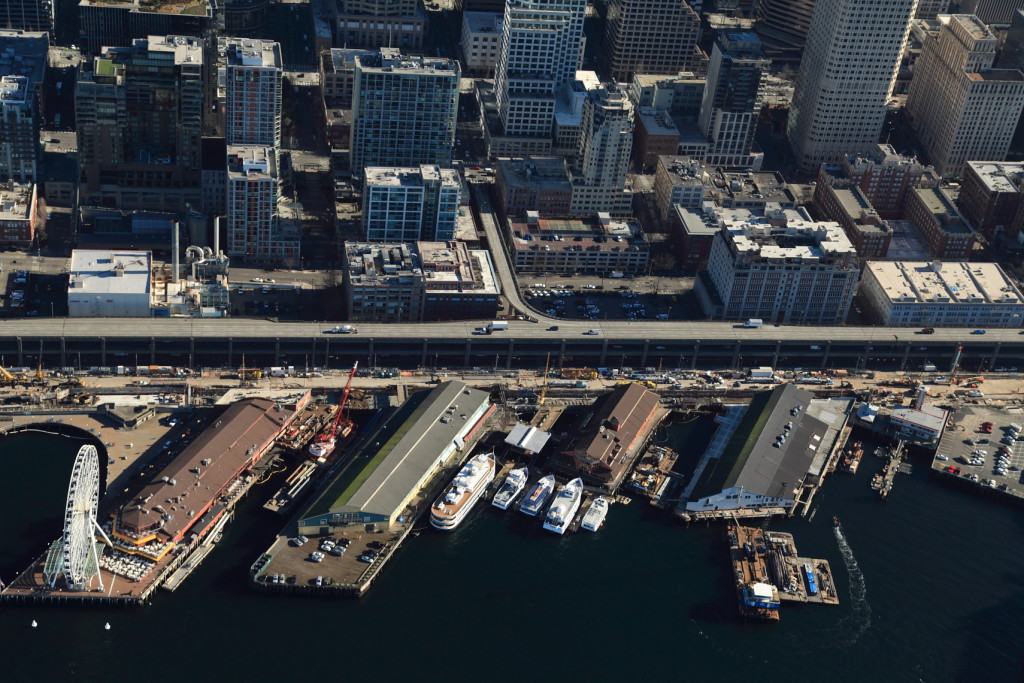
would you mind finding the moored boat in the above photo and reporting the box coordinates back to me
[519,474,556,517]
[542,478,583,535]
[581,497,609,532]
[492,467,528,510]
[430,452,496,531]
[738,582,781,620]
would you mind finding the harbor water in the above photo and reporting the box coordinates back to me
[1,423,1022,682]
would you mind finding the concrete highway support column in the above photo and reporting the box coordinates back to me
[691,341,699,370]
[322,337,330,368]
[506,339,514,369]
[559,339,566,366]
[990,342,1001,369]
[640,339,650,368]
[60,337,66,367]
[189,338,195,369]
[149,337,156,364]
[227,338,233,368]
[421,339,428,368]
[821,341,831,369]
[100,337,105,366]
[366,339,373,369]
[900,343,910,371]
[599,339,609,366]
[274,338,281,363]
[772,341,781,368]
[16,336,24,366]
[731,341,741,370]
[463,339,471,367]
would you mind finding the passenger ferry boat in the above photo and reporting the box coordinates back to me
[430,452,496,531]
[542,478,583,535]
[581,496,609,532]
[519,474,556,517]
[492,467,528,510]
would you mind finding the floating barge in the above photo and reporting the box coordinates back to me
[726,524,780,621]
[762,530,840,605]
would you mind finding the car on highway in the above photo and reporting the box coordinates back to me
[584,329,600,335]
[971,329,986,335]
[920,327,935,334]
[547,325,559,331]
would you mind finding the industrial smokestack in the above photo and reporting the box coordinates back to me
[214,216,221,257]
[172,221,180,283]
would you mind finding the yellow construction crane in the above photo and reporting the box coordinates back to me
[538,352,551,406]
[0,366,15,385]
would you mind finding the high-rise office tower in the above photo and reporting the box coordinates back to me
[221,37,282,148]
[915,0,950,20]
[0,0,54,33]
[570,83,634,214]
[0,30,46,184]
[958,0,1024,24]
[699,32,770,168]
[602,0,701,83]
[755,0,816,63]
[494,0,585,142]
[907,14,1024,178]
[787,0,918,174]
[76,35,204,210]
[351,48,459,173]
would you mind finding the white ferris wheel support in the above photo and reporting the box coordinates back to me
[49,444,114,591]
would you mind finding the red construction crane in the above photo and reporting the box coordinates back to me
[309,361,359,460]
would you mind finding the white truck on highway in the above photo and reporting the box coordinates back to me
[486,321,508,333]
[742,318,763,328]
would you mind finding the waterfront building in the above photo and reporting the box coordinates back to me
[225,145,300,265]
[494,156,573,217]
[362,166,461,242]
[298,382,493,534]
[0,29,46,185]
[890,404,948,445]
[343,241,499,322]
[0,0,54,33]
[906,14,1024,179]
[460,12,502,77]
[505,423,551,456]
[695,209,859,323]
[698,33,770,169]
[549,383,661,490]
[76,35,204,212]
[78,0,213,54]
[904,187,975,260]
[787,0,918,173]
[602,0,702,83]
[67,249,153,317]
[222,37,282,148]
[860,260,1024,328]
[351,48,459,173]
[956,160,1024,242]
[493,0,585,151]
[507,212,650,274]
[685,384,848,516]
[0,183,43,247]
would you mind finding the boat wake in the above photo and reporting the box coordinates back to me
[833,524,872,645]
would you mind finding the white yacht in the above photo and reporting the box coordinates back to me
[543,478,583,535]
[581,496,609,532]
[492,467,528,510]
[519,474,556,517]
[430,452,496,531]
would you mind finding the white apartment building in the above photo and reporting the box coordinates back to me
[787,0,918,173]
[362,165,461,242]
[571,82,634,214]
[906,14,1024,178]
[695,208,860,324]
[860,260,1024,328]
[461,12,502,76]
[225,145,300,264]
[494,0,585,140]
[222,37,282,148]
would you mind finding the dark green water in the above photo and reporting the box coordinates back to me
[1,425,1022,683]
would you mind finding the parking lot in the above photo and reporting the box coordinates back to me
[2,270,67,318]
[934,407,1024,494]
[522,283,696,321]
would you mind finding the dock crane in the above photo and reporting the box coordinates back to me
[309,361,359,461]
[538,352,550,406]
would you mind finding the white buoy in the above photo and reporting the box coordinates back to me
[104,622,110,630]
[31,620,37,628]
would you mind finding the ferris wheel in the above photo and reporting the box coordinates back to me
[45,444,112,592]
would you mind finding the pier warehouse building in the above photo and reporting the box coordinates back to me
[549,383,661,490]
[298,381,492,534]
[685,384,848,516]
[112,395,307,557]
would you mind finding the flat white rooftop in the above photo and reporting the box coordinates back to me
[69,250,151,295]
[865,261,1023,305]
